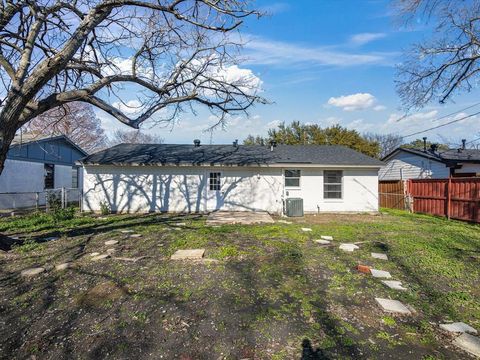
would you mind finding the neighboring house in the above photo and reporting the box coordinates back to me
[79,142,383,214]
[380,143,480,181]
[0,134,88,209]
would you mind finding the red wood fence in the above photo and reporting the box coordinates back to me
[406,178,480,223]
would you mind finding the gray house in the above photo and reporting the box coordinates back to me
[380,142,480,180]
[0,134,88,209]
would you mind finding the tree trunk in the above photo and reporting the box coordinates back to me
[0,123,16,177]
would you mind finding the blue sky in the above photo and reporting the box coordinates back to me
[98,0,480,146]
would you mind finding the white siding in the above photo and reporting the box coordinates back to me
[455,163,480,175]
[379,152,449,180]
[83,165,379,214]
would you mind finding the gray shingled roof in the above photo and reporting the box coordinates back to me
[80,144,383,167]
[383,147,480,163]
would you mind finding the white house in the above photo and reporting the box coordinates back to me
[0,135,87,209]
[80,142,383,215]
[380,144,480,181]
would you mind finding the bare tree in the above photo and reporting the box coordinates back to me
[395,0,480,110]
[363,132,404,158]
[108,129,163,146]
[23,102,107,153]
[0,0,264,175]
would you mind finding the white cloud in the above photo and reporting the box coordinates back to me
[327,93,378,111]
[243,36,397,67]
[387,110,438,124]
[349,33,387,46]
[266,120,282,129]
[112,99,143,114]
[373,105,387,111]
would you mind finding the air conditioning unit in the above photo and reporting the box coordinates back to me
[285,198,304,217]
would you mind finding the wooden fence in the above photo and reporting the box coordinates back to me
[407,178,480,223]
[379,180,406,210]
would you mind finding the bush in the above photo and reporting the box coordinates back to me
[51,206,75,222]
[99,201,111,215]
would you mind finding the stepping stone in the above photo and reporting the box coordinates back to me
[375,298,412,315]
[129,234,142,238]
[89,252,100,257]
[339,243,359,252]
[381,280,407,291]
[91,254,110,261]
[175,222,186,226]
[44,237,59,242]
[453,333,480,357]
[21,267,45,277]
[277,220,292,224]
[98,217,108,220]
[321,235,333,241]
[440,322,478,334]
[171,249,205,260]
[55,263,71,271]
[301,228,312,232]
[371,269,392,279]
[120,230,134,233]
[371,252,388,260]
[314,239,331,245]
[106,248,116,255]
[105,240,118,246]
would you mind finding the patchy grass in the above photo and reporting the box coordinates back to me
[0,209,479,359]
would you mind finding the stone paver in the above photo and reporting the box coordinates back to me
[91,254,110,261]
[44,236,59,242]
[55,263,71,271]
[175,222,186,226]
[371,269,392,279]
[375,298,412,314]
[453,333,480,357]
[106,248,116,255]
[339,243,359,252]
[171,249,205,260]
[301,228,312,232]
[440,322,478,334]
[89,252,100,257]
[21,267,45,277]
[314,239,331,245]
[120,230,134,233]
[381,280,407,291]
[371,252,388,260]
[321,235,333,241]
[105,240,118,246]
[207,211,274,225]
[277,220,292,224]
[129,234,142,238]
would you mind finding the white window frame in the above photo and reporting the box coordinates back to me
[284,169,301,189]
[208,171,222,191]
[323,170,343,200]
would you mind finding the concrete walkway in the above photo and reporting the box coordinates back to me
[206,211,274,225]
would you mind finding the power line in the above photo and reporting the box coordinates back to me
[395,101,480,123]
[402,111,480,138]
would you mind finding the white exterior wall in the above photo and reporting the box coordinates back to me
[455,163,480,175]
[379,152,449,180]
[83,165,379,214]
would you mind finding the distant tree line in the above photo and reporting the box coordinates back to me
[243,121,450,159]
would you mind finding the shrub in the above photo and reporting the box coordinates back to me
[99,201,111,215]
[51,207,75,222]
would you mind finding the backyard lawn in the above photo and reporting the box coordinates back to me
[0,209,479,359]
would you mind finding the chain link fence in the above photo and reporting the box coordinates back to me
[0,188,82,215]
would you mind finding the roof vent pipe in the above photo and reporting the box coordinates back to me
[269,140,277,152]
[462,139,466,150]
[423,137,427,152]
[193,139,201,147]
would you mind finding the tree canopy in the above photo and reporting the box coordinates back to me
[244,121,381,158]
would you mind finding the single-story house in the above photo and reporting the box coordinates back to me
[0,134,87,209]
[79,142,383,215]
[379,142,480,181]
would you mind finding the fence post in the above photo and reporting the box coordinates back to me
[35,192,39,211]
[447,177,451,220]
[61,187,66,209]
[79,189,83,212]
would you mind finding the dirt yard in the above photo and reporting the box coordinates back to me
[0,209,479,359]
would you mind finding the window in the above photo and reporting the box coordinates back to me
[72,167,79,188]
[209,172,221,191]
[324,170,342,199]
[44,164,54,189]
[285,170,301,188]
